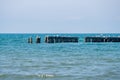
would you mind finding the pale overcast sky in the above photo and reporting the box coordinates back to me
[0,0,120,33]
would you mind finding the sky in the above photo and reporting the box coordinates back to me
[0,0,120,33]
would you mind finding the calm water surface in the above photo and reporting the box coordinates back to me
[0,33,120,80]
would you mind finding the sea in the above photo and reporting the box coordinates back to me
[0,33,120,80]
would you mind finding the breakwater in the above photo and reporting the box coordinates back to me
[28,35,120,43]
[85,37,120,42]
[45,36,79,43]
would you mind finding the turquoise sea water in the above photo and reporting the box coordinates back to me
[0,33,120,80]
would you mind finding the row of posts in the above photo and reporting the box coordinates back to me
[28,36,79,43]
[28,36,120,43]
[28,36,41,43]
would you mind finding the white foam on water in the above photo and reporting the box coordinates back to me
[37,74,55,78]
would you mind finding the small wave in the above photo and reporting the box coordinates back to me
[0,73,55,79]
[0,74,7,77]
[0,73,77,79]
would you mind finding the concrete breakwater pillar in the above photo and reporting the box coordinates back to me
[45,36,79,43]
[28,37,33,43]
[36,36,41,43]
[45,36,49,43]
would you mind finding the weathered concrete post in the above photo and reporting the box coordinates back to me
[36,36,41,43]
[45,36,48,43]
[28,37,32,43]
